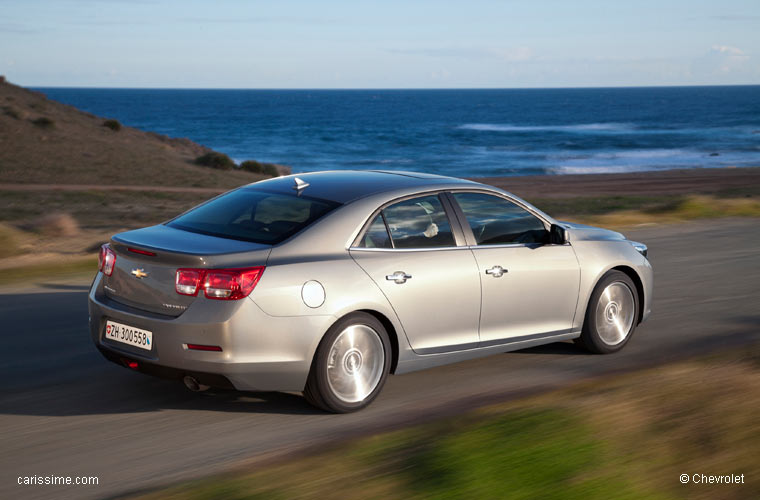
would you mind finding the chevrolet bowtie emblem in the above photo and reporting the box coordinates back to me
[131,268,149,279]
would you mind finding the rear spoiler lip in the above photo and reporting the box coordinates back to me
[110,225,273,268]
[111,225,271,256]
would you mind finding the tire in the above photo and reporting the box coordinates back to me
[576,270,639,354]
[303,312,391,413]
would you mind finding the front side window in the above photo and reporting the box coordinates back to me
[168,188,340,244]
[381,195,456,249]
[453,192,548,245]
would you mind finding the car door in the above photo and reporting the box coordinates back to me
[350,193,482,354]
[449,191,580,344]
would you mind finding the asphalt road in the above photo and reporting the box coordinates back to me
[1,218,759,500]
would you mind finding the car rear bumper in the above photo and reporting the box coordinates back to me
[88,273,336,392]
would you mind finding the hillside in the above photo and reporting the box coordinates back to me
[0,78,265,188]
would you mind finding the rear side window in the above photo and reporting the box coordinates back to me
[168,189,340,244]
[453,192,548,245]
[360,214,393,249]
[360,194,455,249]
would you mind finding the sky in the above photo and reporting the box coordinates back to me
[1,0,759,88]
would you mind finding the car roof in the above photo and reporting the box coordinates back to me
[243,170,480,204]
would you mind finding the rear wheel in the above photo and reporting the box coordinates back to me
[304,312,391,413]
[576,270,639,354]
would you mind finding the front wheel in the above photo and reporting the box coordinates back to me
[576,270,639,354]
[304,312,391,413]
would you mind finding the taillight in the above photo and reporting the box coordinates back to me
[98,244,116,276]
[203,268,264,300]
[175,267,264,300]
[176,269,203,296]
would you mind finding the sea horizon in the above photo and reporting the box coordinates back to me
[31,83,760,90]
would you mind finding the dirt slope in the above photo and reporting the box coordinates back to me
[0,79,265,188]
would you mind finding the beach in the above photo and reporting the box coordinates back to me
[476,165,760,199]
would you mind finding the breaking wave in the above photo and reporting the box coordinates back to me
[459,122,637,133]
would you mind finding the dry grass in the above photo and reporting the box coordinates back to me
[0,223,27,258]
[1,189,757,279]
[0,189,209,230]
[0,189,211,283]
[559,359,760,500]
[579,195,760,228]
[531,194,760,229]
[0,256,96,286]
[31,212,80,237]
[134,347,760,500]
[0,222,109,285]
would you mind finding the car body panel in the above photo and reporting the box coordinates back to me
[251,252,405,333]
[113,223,271,256]
[394,329,579,374]
[106,226,271,316]
[559,220,653,327]
[469,243,581,342]
[569,239,654,329]
[244,170,476,205]
[350,247,482,353]
[560,221,626,242]
[89,272,335,391]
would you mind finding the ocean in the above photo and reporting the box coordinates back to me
[36,86,760,177]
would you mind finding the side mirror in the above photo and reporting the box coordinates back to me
[550,224,568,245]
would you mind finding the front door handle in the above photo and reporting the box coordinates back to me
[485,266,507,278]
[386,271,412,284]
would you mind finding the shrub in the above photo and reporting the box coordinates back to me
[2,106,21,119]
[32,213,80,237]
[103,119,121,131]
[240,160,281,177]
[193,152,236,170]
[31,116,54,128]
[0,223,26,258]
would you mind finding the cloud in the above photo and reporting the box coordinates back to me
[691,45,756,80]
[705,45,750,73]
[430,69,451,80]
[388,46,534,62]
[712,15,760,21]
[0,22,39,34]
[491,47,534,62]
[179,16,340,25]
[710,45,748,57]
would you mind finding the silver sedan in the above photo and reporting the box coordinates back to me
[88,170,653,412]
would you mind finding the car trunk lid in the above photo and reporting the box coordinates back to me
[104,225,271,317]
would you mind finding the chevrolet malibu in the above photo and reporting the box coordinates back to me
[89,170,653,412]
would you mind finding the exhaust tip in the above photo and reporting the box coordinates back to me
[183,375,210,392]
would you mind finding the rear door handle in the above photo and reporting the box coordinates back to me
[485,266,507,278]
[386,271,412,284]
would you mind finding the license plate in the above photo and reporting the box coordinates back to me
[105,320,153,351]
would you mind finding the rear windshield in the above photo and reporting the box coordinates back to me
[167,188,341,244]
